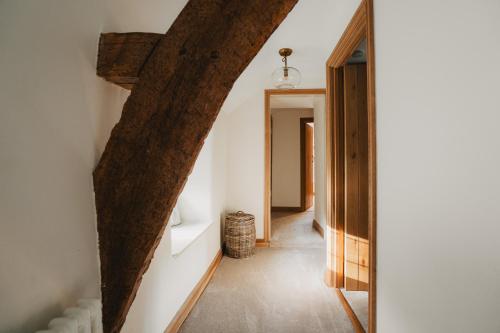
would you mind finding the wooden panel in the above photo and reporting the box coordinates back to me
[345,235,359,264]
[359,265,369,291]
[334,67,346,288]
[325,0,377,331]
[301,117,315,211]
[345,235,359,290]
[359,238,369,267]
[305,123,314,209]
[344,63,368,292]
[345,261,360,290]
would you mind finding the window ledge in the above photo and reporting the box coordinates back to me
[171,220,212,257]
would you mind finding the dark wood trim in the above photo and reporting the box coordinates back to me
[271,206,302,212]
[264,89,326,244]
[312,219,324,238]
[335,289,365,333]
[164,249,223,333]
[300,117,315,211]
[325,0,376,332]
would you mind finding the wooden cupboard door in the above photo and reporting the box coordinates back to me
[344,63,369,291]
[305,123,314,210]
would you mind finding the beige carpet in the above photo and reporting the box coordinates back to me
[341,289,368,332]
[179,212,355,333]
[270,211,324,248]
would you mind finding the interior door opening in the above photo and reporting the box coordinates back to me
[325,0,376,332]
[264,89,326,247]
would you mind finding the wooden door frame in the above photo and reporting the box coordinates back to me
[263,88,326,245]
[300,117,315,211]
[324,0,377,332]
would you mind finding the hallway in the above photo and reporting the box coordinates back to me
[179,213,355,333]
[270,211,323,248]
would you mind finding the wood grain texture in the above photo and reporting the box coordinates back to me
[300,117,315,211]
[324,65,335,287]
[264,89,325,244]
[334,67,346,289]
[164,250,223,333]
[97,33,162,89]
[344,64,368,291]
[325,0,376,331]
[93,1,298,331]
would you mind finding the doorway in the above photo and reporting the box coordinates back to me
[300,117,315,212]
[325,0,376,332]
[263,89,326,246]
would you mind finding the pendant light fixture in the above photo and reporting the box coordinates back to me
[272,48,301,89]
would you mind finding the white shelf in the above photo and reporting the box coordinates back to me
[170,220,211,257]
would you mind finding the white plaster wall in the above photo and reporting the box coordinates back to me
[313,95,327,229]
[224,0,361,238]
[374,1,500,331]
[271,108,314,207]
[0,2,127,332]
[122,114,227,333]
[0,0,227,332]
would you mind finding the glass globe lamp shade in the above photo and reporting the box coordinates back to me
[272,66,301,89]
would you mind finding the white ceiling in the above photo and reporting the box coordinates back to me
[103,0,362,113]
[221,0,361,113]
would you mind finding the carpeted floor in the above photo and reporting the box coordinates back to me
[341,289,369,332]
[179,212,356,333]
[270,211,324,248]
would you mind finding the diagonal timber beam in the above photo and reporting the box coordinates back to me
[97,33,162,89]
[93,0,298,332]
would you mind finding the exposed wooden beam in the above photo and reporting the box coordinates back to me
[93,0,298,332]
[97,32,162,89]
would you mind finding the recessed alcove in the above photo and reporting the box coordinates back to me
[171,220,212,257]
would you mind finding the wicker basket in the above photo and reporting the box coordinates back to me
[224,211,256,258]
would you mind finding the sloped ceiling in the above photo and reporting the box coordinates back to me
[103,0,361,113]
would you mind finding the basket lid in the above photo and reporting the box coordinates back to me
[227,211,254,220]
